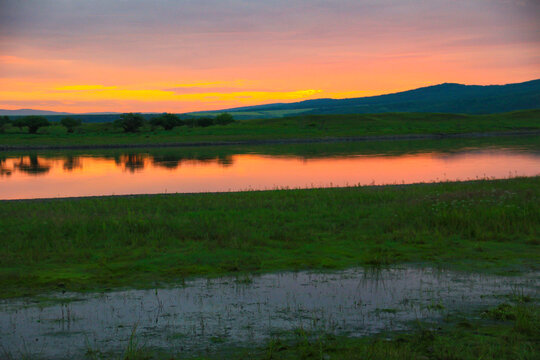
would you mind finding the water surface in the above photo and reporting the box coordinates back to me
[1,144,539,199]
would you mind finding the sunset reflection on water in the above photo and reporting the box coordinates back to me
[1,150,539,200]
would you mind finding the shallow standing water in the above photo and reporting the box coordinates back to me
[1,146,539,199]
[0,267,538,358]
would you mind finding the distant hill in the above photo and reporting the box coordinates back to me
[0,109,72,116]
[3,79,539,121]
[0,110,154,123]
[194,79,540,119]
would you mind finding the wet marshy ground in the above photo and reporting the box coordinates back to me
[1,266,538,358]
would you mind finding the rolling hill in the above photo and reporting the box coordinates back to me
[2,79,539,121]
[194,79,540,119]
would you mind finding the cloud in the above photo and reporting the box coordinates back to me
[55,85,118,91]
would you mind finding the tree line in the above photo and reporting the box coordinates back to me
[0,113,234,134]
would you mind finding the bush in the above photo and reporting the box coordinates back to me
[60,117,82,133]
[150,113,184,130]
[196,117,214,127]
[114,113,145,133]
[12,117,27,131]
[215,113,234,125]
[0,116,10,133]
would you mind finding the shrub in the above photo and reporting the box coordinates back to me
[114,113,145,133]
[12,117,27,131]
[196,117,214,127]
[60,116,82,133]
[150,113,184,130]
[0,116,10,133]
[215,113,234,125]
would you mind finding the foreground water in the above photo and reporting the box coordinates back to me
[1,145,539,199]
[0,267,538,358]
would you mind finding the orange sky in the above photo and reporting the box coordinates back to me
[0,0,539,113]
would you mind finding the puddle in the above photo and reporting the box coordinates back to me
[0,267,538,358]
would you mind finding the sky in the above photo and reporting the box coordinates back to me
[0,0,539,113]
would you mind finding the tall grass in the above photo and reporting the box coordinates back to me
[0,177,538,298]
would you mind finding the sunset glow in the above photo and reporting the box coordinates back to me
[1,0,539,113]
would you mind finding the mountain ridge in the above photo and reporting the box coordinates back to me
[212,79,540,116]
[2,79,539,118]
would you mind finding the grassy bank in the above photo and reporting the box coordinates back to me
[0,177,538,298]
[1,110,539,147]
[4,134,540,161]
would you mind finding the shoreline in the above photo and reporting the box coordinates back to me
[1,129,539,151]
[2,176,538,203]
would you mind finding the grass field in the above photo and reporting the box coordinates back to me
[1,110,539,147]
[1,176,538,299]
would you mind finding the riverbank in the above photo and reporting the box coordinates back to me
[1,110,539,150]
[2,129,539,151]
[0,176,538,298]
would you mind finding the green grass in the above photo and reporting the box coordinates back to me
[0,177,538,299]
[1,109,539,147]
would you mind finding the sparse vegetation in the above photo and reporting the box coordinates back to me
[0,109,538,148]
[241,303,540,360]
[67,301,540,359]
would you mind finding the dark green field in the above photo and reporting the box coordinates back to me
[1,176,538,299]
[1,110,539,148]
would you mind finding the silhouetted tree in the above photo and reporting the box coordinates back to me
[20,116,50,134]
[150,113,183,130]
[215,113,234,125]
[114,113,145,133]
[60,116,82,133]
[12,117,26,131]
